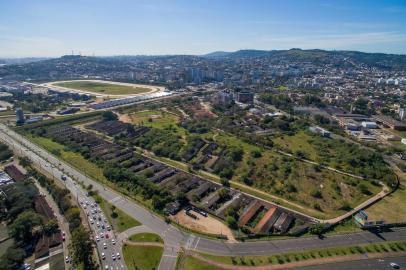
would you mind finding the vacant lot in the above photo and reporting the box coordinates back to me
[172,211,235,241]
[53,80,153,95]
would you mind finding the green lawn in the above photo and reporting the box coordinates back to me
[129,233,163,243]
[128,110,187,138]
[366,176,406,223]
[94,195,141,233]
[183,256,224,270]
[54,81,153,95]
[123,245,163,270]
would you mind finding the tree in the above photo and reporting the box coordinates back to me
[102,111,118,121]
[226,216,238,230]
[175,192,189,206]
[0,247,26,270]
[43,219,59,236]
[309,223,325,235]
[220,178,230,187]
[9,210,42,243]
[70,226,94,270]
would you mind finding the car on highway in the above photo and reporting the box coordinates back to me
[103,242,107,249]
[116,252,120,259]
[390,262,400,269]
[111,239,116,245]
[101,252,105,260]
[112,254,116,260]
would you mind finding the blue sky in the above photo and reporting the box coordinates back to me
[1,0,406,57]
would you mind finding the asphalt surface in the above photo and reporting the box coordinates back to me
[0,125,125,270]
[2,123,406,270]
[293,255,406,270]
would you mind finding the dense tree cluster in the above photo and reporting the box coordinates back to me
[0,143,12,162]
[134,128,184,160]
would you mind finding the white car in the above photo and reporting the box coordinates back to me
[105,266,109,270]
[101,252,105,260]
[95,236,99,242]
[390,262,400,269]
[116,253,120,259]
[65,256,70,263]
[100,233,104,238]
[111,239,116,245]
[103,242,107,249]
[112,254,116,260]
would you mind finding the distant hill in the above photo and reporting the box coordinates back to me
[202,51,231,58]
[203,48,406,69]
[0,57,51,65]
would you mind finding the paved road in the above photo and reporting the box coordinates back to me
[2,124,406,270]
[0,126,124,270]
[293,255,406,270]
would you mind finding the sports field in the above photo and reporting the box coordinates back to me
[51,80,159,96]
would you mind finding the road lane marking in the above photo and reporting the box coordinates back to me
[193,237,200,250]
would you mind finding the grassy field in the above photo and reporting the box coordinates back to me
[128,110,187,138]
[365,168,406,223]
[94,195,141,233]
[183,256,224,270]
[213,131,380,218]
[129,233,163,243]
[123,245,163,270]
[27,135,109,183]
[54,81,153,95]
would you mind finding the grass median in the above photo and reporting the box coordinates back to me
[123,244,163,270]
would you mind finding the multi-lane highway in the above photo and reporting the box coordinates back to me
[1,123,406,270]
[0,125,124,270]
[293,255,406,270]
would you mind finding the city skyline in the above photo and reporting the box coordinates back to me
[1,0,406,57]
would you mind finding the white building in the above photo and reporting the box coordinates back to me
[361,121,378,129]
[399,108,406,121]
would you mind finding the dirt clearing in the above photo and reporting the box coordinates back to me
[171,210,236,242]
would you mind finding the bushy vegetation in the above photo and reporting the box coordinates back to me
[0,181,42,270]
[134,128,184,160]
[0,143,12,162]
